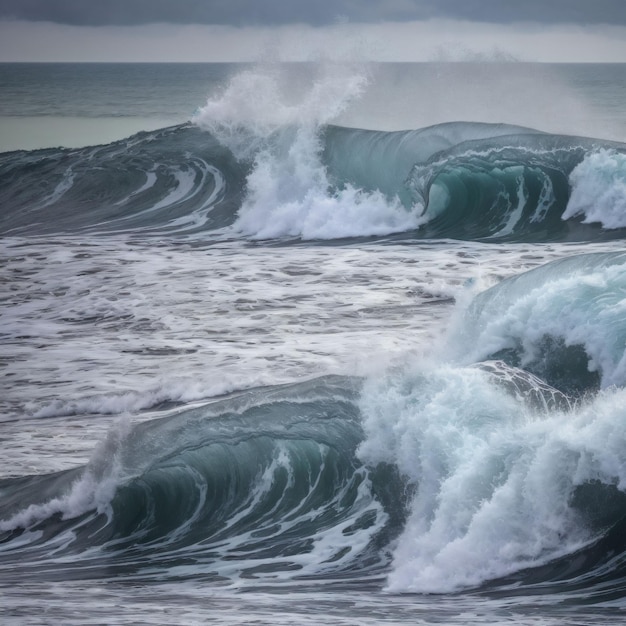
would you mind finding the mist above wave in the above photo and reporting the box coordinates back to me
[192,63,421,239]
[1,62,624,242]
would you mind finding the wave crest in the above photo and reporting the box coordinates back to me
[451,251,626,392]
[2,117,625,242]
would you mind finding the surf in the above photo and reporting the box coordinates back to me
[3,252,626,598]
[0,377,405,586]
[2,121,624,243]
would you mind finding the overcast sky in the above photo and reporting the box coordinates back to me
[0,0,625,62]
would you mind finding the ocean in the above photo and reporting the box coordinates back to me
[1,61,626,624]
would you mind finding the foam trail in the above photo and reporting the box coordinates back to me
[0,418,131,531]
[193,63,422,239]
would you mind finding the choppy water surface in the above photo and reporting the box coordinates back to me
[2,62,626,624]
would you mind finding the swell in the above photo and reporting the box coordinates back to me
[2,122,625,242]
[0,377,407,586]
[0,124,247,237]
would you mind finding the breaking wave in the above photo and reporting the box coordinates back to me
[1,117,624,242]
[4,255,626,598]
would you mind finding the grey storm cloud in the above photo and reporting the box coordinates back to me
[0,0,624,27]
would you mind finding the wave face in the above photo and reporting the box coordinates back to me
[0,377,406,586]
[2,121,625,242]
[0,125,248,237]
[405,137,626,241]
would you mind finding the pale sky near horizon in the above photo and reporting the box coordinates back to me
[0,1,625,63]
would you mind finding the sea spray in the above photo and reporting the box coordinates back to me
[358,360,626,592]
[193,63,421,239]
[563,149,626,229]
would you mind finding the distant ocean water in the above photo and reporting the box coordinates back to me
[2,61,626,624]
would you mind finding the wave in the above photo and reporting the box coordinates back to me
[4,255,626,594]
[351,253,626,594]
[6,363,626,596]
[2,249,626,594]
[0,125,248,237]
[0,377,406,586]
[406,137,626,241]
[450,251,626,393]
[2,120,625,243]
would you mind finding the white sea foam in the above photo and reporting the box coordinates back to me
[357,252,626,592]
[28,375,276,419]
[564,149,626,228]
[193,63,423,239]
[38,165,75,208]
[358,362,626,592]
[233,153,419,240]
[490,173,528,238]
[4,237,624,433]
[449,254,626,388]
[0,418,131,532]
[100,158,221,233]
[196,445,387,585]
[114,171,157,206]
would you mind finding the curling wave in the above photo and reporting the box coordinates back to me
[451,250,626,393]
[4,290,626,596]
[0,125,247,237]
[0,377,406,586]
[2,121,625,242]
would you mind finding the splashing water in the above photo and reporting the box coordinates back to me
[563,149,626,229]
[193,63,422,239]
